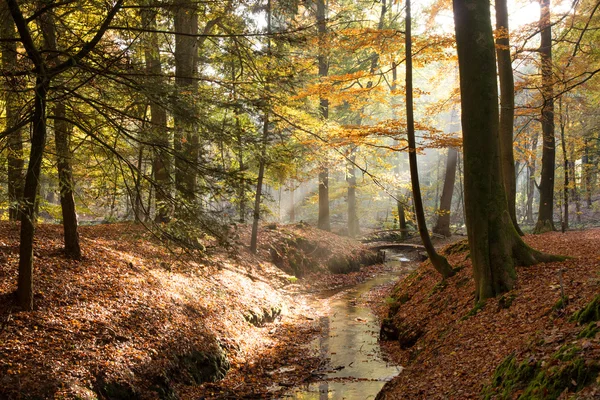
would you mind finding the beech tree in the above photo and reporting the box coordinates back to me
[453,0,560,301]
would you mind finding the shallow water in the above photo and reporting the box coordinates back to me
[287,253,411,399]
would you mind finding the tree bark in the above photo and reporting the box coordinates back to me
[347,150,359,237]
[525,133,538,224]
[433,148,458,237]
[53,103,81,259]
[495,0,524,236]
[141,3,171,223]
[406,0,454,279]
[250,113,268,253]
[0,5,23,222]
[534,0,556,233]
[316,0,330,231]
[453,0,561,302]
[40,9,81,259]
[559,98,568,232]
[174,0,199,209]
[391,61,408,239]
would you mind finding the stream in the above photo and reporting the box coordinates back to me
[286,252,415,399]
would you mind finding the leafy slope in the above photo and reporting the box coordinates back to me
[0,222,376,399]
[377,229,600,399]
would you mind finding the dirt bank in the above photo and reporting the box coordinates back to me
[376,229,600,399]
[0,222,382,399]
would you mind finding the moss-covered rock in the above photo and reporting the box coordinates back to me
[95,376,139,400]
[176,348,230,385]
[244,306,282,327]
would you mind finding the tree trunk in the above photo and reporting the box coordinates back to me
[141,3,171,223]
[174,0,199,210]
[534,0,556,233]
[433,148,458,237]
[250,113,269,254]
[495,0,523,236]
[583,141,592,208]
[559,98,568,232]
[53,103,81,259]
[1,5,24,222]
[525,133,538,224]
[40,10,82,259]
[18,77,48,310]
[406,0,454,279]
[347,150,359,237]
[316,0,330,231]
[391,61,408,239]
[453,0,560,302]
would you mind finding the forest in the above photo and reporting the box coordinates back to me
[0,0,599,398]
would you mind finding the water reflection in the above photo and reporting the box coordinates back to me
[288,255,411,399]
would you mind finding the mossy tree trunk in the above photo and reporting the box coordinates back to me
[453,0,561,301]
[406,0,454,279]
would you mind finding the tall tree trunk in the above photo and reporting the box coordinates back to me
[18,77,48,311]
[250,0,272,253]
[290,185,295,223]
[525,133,538,224]
[406,0,454,279]
[316,0,330,231]
[347,149,359,237]
[453,0,560,302]
[40,10,82,259]
[583,140,592,208]
[53,103,81,259]
[174,0,199,210]
[495,0,523,235]
[1,5,23,222]
[141,3,171,223]
[250,113,268,253]
[391,61,407,239]
[534,0,556,233]
[559,97,568,232]
[433,148,458,237]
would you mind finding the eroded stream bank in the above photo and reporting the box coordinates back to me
[287,252,417,399]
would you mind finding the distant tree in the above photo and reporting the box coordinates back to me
[433,147,458,238]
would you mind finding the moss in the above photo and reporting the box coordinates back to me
[428,280,448,298]
[577,321,599,339]
[521,357,598,399]
[442,239,469,255]
[482,354,538,400]
[553,344,581,362]
[552,297,567,312]
[460,301,485,321]
[177,349,230,384]
[571,295,600,324]
[498,293,516,310]
[484,345,600,400]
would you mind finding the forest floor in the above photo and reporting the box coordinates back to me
[375,229,600,399]
[0,221,387,399]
